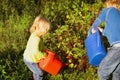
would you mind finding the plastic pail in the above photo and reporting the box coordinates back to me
[85,29,106,66]
[39,50,62,75]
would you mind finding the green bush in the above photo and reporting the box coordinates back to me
[41,0,104,69]
[0,0,105,79]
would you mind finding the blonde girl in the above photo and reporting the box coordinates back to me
[23,16,51,80]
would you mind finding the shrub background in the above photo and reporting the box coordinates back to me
[0,0,106,80]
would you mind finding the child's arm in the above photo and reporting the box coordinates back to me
[89,8,109,34]
[98,27,103,32]
[91,27,103,34]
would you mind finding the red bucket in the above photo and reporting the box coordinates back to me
[39,50,62,75]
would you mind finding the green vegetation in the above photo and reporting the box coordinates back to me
[0,0,106,80]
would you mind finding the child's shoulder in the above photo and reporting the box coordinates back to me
[101,7,117,13]
[29,32,40,41]
[106,7,118,11]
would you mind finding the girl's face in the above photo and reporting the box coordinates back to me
[35,24,47,37]
[36,30,46,37]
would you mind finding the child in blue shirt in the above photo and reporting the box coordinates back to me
[89,0,120,80]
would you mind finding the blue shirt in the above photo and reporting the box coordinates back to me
[91,7,120,46]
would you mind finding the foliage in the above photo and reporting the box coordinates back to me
[0,0,105,80]
[0,48,32,80]
[43,67,98,80]
[42,0,104,69]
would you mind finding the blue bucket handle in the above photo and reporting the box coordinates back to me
[88,28,101,47]
[96,28,101,47]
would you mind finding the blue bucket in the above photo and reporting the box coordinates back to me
[85,29,106,66]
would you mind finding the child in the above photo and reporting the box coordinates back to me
[23,16,51,80]
[89,0,120,80]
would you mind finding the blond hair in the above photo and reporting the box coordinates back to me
[30,16,51,35]
[106,0,120,11]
